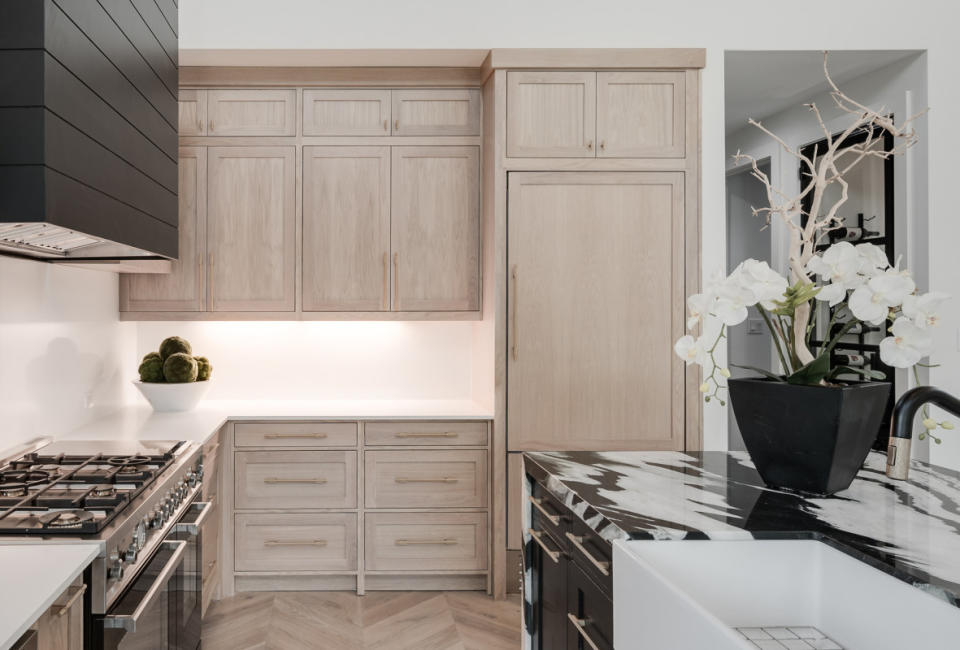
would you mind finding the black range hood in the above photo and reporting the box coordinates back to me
[0,0,178,260]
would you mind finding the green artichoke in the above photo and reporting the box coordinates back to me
[138,356,164,383]
[194,356,212,381]
[142,351,161,363]
[159,336,192,361]
[163,352,198,383]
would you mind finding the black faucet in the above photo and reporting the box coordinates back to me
[887,386,960,480]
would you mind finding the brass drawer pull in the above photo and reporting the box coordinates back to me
[394,538,457,546]
[263,432,328,439]
[394,118,400,130]
[394,432,458,438]
[264,539,328,547]
[527,528,561,564]
[565,532,610,576]
[567,613,601,650]
[511,265,519,361]
[395,477,458,484]
[383,119,388,131]
[56,584,87,618]
[263,477,328,484]
[382,251,389,309]
[393,252,399,307]
[529,496,560,526]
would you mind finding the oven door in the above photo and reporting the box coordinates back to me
[168,499,213,650]
[97,540,188,650]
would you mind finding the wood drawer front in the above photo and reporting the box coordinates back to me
[303,89,391,136]
[234,422,358,448]
[363,421,488,447]
[207,89,297,136]
[365,450,487,508]
[201,500,220,583]
[235,451,357,509]
[235,513,357,572]
[567,561,613,650]
[365,512,487,571]
[392,89,481,136]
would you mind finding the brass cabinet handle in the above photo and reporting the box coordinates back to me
[263,432,327,439]
[395,476,458,484]
[393,252,399,309]
[394,118,400,131]
[528,495,560,526]
[208,252,214,309]
[567,613,601,650]
[565,532,610,576]
[395,432,458,438]
[382,252,389,309]
[56,584,87,618]
[209,119,214,132]
[197,119,203,133]
[264,539,327,547]
[383,119,388,131]
[395,538,457,546]
[527,528,561,564]
[263,477,328,484]
[586,140,593,151]
[599,140,606,151]
[196,253,203,306]
[511,265,519,361]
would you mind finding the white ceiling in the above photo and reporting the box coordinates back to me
[724,50,922,133]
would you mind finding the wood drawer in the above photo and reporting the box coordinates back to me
[207,89,296,135]
[365,450,487,508]
[235,451,357,509]
[363,421,488,447]
[234,422,358,448]
[235,513,357,572]
[365,512,487,571]
[566,561,613,650]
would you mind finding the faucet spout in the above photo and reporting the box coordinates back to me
[887,386,960,480]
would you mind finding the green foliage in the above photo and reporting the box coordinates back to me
[138,356,164,383]
[194,356,212,381]
[163,353,198,383]
[769,281,821,317]
[159,336,192,361]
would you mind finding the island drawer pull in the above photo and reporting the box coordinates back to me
[565,532,610,576]
[263,432,328,439]
[527,528,561,564]
[394,538,457,546]
[529,495,560,526]
[394,431,458,438]
[56,584,87,617]
[264,539,328,547]
[567,613,601,650]
[263,477,328,484]
[394,477,459,484]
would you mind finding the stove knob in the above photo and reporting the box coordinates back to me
[123,543,138,564]
[186,471,198,487]
[196,464,204,480]
[107,550,124,580]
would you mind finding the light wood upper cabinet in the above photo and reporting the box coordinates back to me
[392,89,481,136]
[507,72,596,157]
[596,72,685,158]
[178,89,206,135]
[302,146,391,311]
[302,90,391,136]
[121,147,206,311]
[507,172,685,451]
[391,146,480,311]
[207,89,297,136]
[207,146,296,312]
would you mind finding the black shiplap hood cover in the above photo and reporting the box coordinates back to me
[0,0,178,259]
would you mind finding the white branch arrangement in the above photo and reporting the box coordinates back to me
[676,52,953,442]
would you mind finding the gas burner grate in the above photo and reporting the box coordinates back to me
[39,509,96,529]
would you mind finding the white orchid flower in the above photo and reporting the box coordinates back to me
[815,282,848,307]
[855,243,890,276]
[736,259,788,309]
[902,291,949,329]
[848,269,916,325]
[713,279,755,326]
[674,335,708,366]
[686,293,716,330]
[807,242,864,288]
[879,317,933,368]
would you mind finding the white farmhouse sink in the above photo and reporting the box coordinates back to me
[613,539,960,650]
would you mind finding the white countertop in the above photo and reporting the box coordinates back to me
[0,543,99,650]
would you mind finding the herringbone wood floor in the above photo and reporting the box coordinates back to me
[201,591,523,650]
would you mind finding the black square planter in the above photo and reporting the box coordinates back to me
[728,378,891,496]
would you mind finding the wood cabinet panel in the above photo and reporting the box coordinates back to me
[507,72,596,158]
[302,89,391,136]
[121,146,206,312]
[207,146,296,311]
[302,146,391,311]
[365,449,487,508]
[391,146,480,311]
[597,71,685,158]
[363,420,487,446]
[235,513,357,572]
[207,89,296,136]
[365,512,487,571]
[178,89,206,136]
[392,89,481,136]
[507,172,685,451]
[235,450,357,509]
[201,499,220,617]
[234,421,358,448]
[33,579,84,650]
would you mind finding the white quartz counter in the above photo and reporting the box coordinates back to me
[0,543,99,650]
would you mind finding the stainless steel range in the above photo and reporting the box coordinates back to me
[0,439,208,650]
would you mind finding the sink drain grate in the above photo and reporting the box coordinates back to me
[735,626,843,649]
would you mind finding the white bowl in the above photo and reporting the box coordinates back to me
[132,380,211,412]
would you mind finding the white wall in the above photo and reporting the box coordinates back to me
[0,256,135,453]
[177,0,960,460]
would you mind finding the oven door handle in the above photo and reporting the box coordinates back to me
[172,499,214,536]
[101,540,187,633]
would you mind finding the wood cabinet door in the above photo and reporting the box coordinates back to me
[392,89,481,136]
[507,172,685,451]
[506,72,596,158]
[302,89,391,136]
[207,147,296,312]
[121,146,206,312]
[302,146,391,311]
[597,72,686,158]
[391,146,480,311]
[178,89,206,136]
[207,89,297,136]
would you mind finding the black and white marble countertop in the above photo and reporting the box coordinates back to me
[523,450,960,607]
